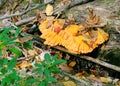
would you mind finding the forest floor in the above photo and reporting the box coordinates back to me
[0,0,120,86]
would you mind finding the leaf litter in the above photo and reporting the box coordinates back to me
[0,0,120,86]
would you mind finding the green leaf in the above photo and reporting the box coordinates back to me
[49,67,61,74]
[52,60,66,66]
[23,0,28,5]
[0,59,4,66]
[32,68,41,73]
[44,69,50,78]
[9,70,20,80]
[52,54,58,61]
[38,81,46,86]
[45,77,57,83]
[23,40,33,49]
[8,46,22,57]
[14,27,20,37]
[0,28,11,41]
[1,67,7,74]
[1,76,10,86]
[39,69,44,77]
[34,63,42,67]
[3,58,8,64]
[44,53,51,63]
[8,57,17,70]
[0,48,2,56]
[27,78,39,84]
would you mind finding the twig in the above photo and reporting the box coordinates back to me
[53,0,92,15]
[63,71,92,86]
[0,0,53,20]
[15,16,36,26]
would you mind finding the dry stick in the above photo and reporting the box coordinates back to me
[15,16,36,26]
[53,46,120,72]
[63,72,92,86]
[53,0,91,15]
[0,0,53,20]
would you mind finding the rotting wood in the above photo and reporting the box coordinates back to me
[53,46,120,72]
[22,33,120,72]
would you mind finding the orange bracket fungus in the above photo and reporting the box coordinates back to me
[39,9,109,54]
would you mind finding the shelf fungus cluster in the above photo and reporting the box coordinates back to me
[39,9,109,54]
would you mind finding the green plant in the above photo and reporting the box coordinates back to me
[0,57,20,86]
[27,53,66,86]
[0,26,33,57]
[0,26,21,57]
[0,26,34,85]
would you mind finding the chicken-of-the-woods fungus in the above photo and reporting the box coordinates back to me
[39,9,109,54]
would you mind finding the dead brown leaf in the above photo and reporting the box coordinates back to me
[27,49,37,56]
[14,35,33,43]
[59,63,73,73]
[69,61,76,67]
[63,81,76,86]
[15,61,32,70]
[45,4,53,16]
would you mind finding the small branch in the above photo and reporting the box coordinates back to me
[53,0,92,15]
[15,16,36,26]
[63,71,92,86]
[0,0,53,20]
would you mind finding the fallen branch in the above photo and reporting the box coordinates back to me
[53,0,93,15]
[54,46,120,72]
[63,71,92,86]
[15,16,36,26]
[0,0,53,20]
[22,33,120,72]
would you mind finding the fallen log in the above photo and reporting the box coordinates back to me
[27,33,120,72]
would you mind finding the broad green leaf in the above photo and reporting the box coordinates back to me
[44,53,51,63]
[8,57,17,70]
[52,60,66,66]
[8,46,22,57]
